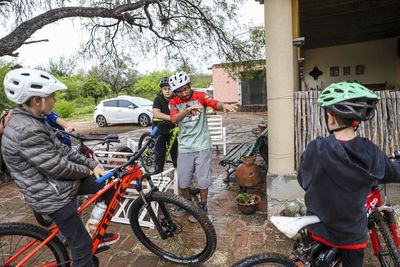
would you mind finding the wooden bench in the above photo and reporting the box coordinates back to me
[207,114,227,155]
[219,128,268,184]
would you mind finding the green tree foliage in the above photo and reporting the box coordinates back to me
[82,78,111,104]
[57,74,87,101]
[88,61,139,96]
[54,99,75,118]
[131,71,171,99]
[191,74,212,88]
[0,62,13,110]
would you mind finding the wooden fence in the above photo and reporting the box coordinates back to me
[294,90,400,167]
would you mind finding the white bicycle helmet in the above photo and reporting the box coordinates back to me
[169,72,190,91]
[3,68,67,104]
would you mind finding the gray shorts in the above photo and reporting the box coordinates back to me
[177,148,212,189]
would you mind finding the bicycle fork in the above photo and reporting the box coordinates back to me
[137,180,175,240]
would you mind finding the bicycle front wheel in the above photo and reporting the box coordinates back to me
[129,192,217,265]
[0,223,70,267]
[371,211,400,266]
[231,253,296,267]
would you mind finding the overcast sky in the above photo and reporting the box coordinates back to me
[1,1,264,74]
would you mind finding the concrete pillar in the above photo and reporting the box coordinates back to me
[265,0,304,217]
[265,0,295,174]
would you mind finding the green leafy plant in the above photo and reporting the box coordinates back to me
[235,192,253,204]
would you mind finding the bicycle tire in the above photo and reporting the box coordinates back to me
[33,210,53,227]
[129,192,217,265]
[138,131,156,172]
[231,253,296,267]
[0,222,70,267]
[372,211,400,266]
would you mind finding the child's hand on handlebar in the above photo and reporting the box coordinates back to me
[91,164,106,178]
[65,126,75,133]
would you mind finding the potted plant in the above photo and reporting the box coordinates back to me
[235,192,261,214]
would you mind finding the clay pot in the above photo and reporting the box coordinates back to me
[235,194,261,215]
[235,156,262,187]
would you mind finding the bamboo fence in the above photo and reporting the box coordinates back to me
[294,90,400,168]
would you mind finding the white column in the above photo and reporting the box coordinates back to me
[265,0,295,174]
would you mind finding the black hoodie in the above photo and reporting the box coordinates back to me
[298,134,400,247]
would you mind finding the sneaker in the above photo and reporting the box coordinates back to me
[98,233,120,248]
[172,207,187,217]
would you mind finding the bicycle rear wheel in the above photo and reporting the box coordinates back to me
[231,253,296,267]
[129,192,217,265]
[371,211,400,266]
[138,132,156,172]
[0,223,70,267]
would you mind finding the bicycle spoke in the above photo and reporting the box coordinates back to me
[0,233,61,266]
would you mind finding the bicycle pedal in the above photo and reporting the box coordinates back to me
[95,245,110,254]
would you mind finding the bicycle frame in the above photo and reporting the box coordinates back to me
[8,151,155,266]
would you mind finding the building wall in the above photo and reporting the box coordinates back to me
[212,67,238,103]
[303,37,400,90]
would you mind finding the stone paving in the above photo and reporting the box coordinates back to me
[0,112,380,266]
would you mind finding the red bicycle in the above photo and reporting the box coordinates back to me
[232,153,400,267]
[33,130,132,227]
[1,139,217,266]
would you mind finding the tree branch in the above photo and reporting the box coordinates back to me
[0,1,157,57]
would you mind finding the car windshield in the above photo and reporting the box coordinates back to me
[133,98,153,106]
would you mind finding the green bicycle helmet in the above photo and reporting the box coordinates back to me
[318,82,380,121]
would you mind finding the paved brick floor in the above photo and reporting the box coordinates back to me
[0,112,380,266]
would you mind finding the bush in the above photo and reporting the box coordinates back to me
[54,100,75,118]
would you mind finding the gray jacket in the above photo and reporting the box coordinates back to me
[1,108,98,214]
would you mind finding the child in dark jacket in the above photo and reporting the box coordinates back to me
[297,82,400,267]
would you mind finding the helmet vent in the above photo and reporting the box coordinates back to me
[323,97,334,102]
[31,84,43,89]
[333,89,344,93]
[21,73,30,76]
[40,75,50,80]
[13,81,19,85]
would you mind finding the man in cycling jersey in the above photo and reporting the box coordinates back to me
[297,82,400,267]
[168,71,238,222]
[1,68,119,267]
[152,76,178,174]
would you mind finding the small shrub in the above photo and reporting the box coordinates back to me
[235,193,253,204]
[54,100,75,118]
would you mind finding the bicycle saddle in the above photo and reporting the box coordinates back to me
[271,215,321,238]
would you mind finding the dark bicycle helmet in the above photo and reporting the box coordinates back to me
[159,76,170,88]
[318,82,380,121]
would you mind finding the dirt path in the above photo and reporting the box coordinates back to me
[69,119,144,135]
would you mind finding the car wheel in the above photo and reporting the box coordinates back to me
[96,115,107,127]
[139,114,151,127]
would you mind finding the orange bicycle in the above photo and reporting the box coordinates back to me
[0,139,217,266]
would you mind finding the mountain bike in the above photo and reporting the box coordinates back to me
[138,118,179,172]
[0,139,217,266]
[232,152,400,267]
[33,130,132,227]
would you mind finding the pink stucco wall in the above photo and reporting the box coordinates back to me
[212,66,238,103]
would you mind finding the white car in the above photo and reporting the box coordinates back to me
[93,96,153,127]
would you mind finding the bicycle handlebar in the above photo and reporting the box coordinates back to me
[95,138,152,184]
[56,129,120,143]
